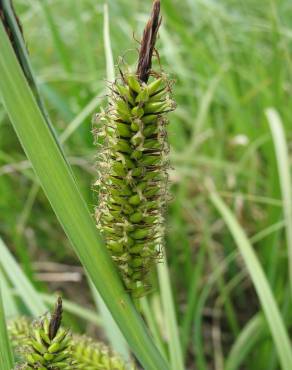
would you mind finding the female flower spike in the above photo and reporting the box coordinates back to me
[95,0,175,297]
[9,299,134,369]
[20,298,75,369]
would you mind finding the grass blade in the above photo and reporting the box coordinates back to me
[0,286,14,370]
[90,281,130,361]
[0,22,168,370]
[103,3,115,83]
[140,297,168,360]
[181,242,206,356]
[59,92,104,143]
[1,238,101,325]
[210,191,292,370]
[0,268,19,318]
[73,1,96,75]
[225,314,265,370]
[194,252,237,370]
[158,255,185,370]
[0,237,46,316]
[266,108,292,294]
[39,0,72,72]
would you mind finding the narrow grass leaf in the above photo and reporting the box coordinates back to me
[225,314,265,370]
[0,268,18,318]
[158,255,185,370]
[103,3,115,83]
[73,0,96,75]
[59,91,104,143]
[39,0,72,72]
[141,297,168,360]
[0,286,14,370]
[90,281,130,361]
[188,64,227,151]
[210,191,292,370]
[181,242,206,356]
[0,237,46,316]
[266,108,292,294]
[194,251,237,370]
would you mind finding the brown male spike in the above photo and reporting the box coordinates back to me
[137,0,162,83]
[48,296,63,340]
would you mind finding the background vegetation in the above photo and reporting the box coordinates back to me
[0,0,292,369]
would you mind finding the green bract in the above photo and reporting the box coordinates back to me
[94,72,175,297]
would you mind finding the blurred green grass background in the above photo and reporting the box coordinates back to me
[1,0,292,369]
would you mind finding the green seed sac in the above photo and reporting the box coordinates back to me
[95,72,175,297]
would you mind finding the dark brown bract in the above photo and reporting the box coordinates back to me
[136,0,162,83]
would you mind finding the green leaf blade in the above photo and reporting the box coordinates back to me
[266,108,292,295]
[0,286,14,370]
[210,191,292,370]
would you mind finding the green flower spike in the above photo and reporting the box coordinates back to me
[9,309,135,369]
[94,0,175,297]
[21,297,75,370]
[8,316,30,348]
[72,336,135,370]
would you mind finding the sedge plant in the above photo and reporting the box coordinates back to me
[0,0,172,369]
[2,0,292,369]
